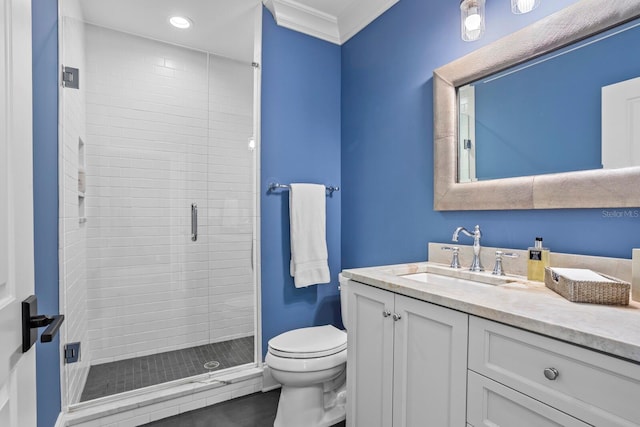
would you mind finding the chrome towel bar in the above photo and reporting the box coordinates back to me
[267,182,340,195]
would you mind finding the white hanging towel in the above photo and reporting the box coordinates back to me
[289,183,330,288]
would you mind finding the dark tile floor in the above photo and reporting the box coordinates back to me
[142,389,347,427]
[81,336,254,402]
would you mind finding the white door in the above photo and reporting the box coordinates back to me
[0,0,37,426]
[346,280,395,427]
[602,76,640,169]
[392,295,468,427]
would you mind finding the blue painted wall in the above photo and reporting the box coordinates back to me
[29,1,640,422]
[32,1,61,426]
[475,21,640,180]
[261,9,342,358]
[341,0,640,269]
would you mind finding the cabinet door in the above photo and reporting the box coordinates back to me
[467,371,589,427]
[346,281,395,427]
[392,295,468,427]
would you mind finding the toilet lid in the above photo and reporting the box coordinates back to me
[268,325,347,359]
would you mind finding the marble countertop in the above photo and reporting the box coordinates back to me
[341,262,640,364]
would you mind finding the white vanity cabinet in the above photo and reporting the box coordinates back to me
[346,280,468,427]
[468,316,640,427]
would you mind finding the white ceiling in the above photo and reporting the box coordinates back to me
[68,0,398,63]
[75,0,260,62]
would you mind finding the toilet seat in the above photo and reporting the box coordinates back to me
[268,325,347,359]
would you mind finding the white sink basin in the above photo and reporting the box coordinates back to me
[400,264,523,287]
[402,272,493,287]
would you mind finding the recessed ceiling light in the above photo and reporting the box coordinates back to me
[169,16,192,29]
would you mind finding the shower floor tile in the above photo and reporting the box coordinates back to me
[80,336,254,402]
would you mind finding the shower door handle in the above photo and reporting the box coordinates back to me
[191,203,198,241]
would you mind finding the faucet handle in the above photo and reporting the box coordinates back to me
[492,250,519,276]
[441,246,461,269]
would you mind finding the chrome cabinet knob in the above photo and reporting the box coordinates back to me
[392,313,402,321]
[383,310,391,318]
[543,367,559,380]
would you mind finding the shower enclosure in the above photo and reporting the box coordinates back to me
[58,0,260,408]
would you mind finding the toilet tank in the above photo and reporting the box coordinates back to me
[338,274,349,330]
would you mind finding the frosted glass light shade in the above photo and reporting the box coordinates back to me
[460,0,485,42]
[512,0,540,14]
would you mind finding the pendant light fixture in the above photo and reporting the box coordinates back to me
[461,0,541,41]
[460,0,485,42]
[512,0,540,14]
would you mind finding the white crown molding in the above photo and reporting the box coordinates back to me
[263,0,341,44]
[263,0,399,45]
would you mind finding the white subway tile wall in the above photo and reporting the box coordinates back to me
[80,24,255,365]
[60,16,91,405]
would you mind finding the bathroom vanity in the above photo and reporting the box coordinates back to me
[342,262,640,427]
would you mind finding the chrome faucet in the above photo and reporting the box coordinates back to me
[452,225,484,272]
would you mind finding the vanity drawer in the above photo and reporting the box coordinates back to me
[467,370,589,427]
[468,316,640,427]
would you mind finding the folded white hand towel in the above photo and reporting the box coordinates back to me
[289,183,330,288]
[550,268,616,283]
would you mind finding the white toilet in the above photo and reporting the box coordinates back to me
[265,277,349,427]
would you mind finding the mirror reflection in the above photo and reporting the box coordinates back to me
[458,19,640,183]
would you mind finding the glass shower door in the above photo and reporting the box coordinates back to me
[58,6,257,408]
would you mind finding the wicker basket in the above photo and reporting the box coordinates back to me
[544,267,630,305]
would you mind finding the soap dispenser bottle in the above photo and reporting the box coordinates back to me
[527,237,550,281]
